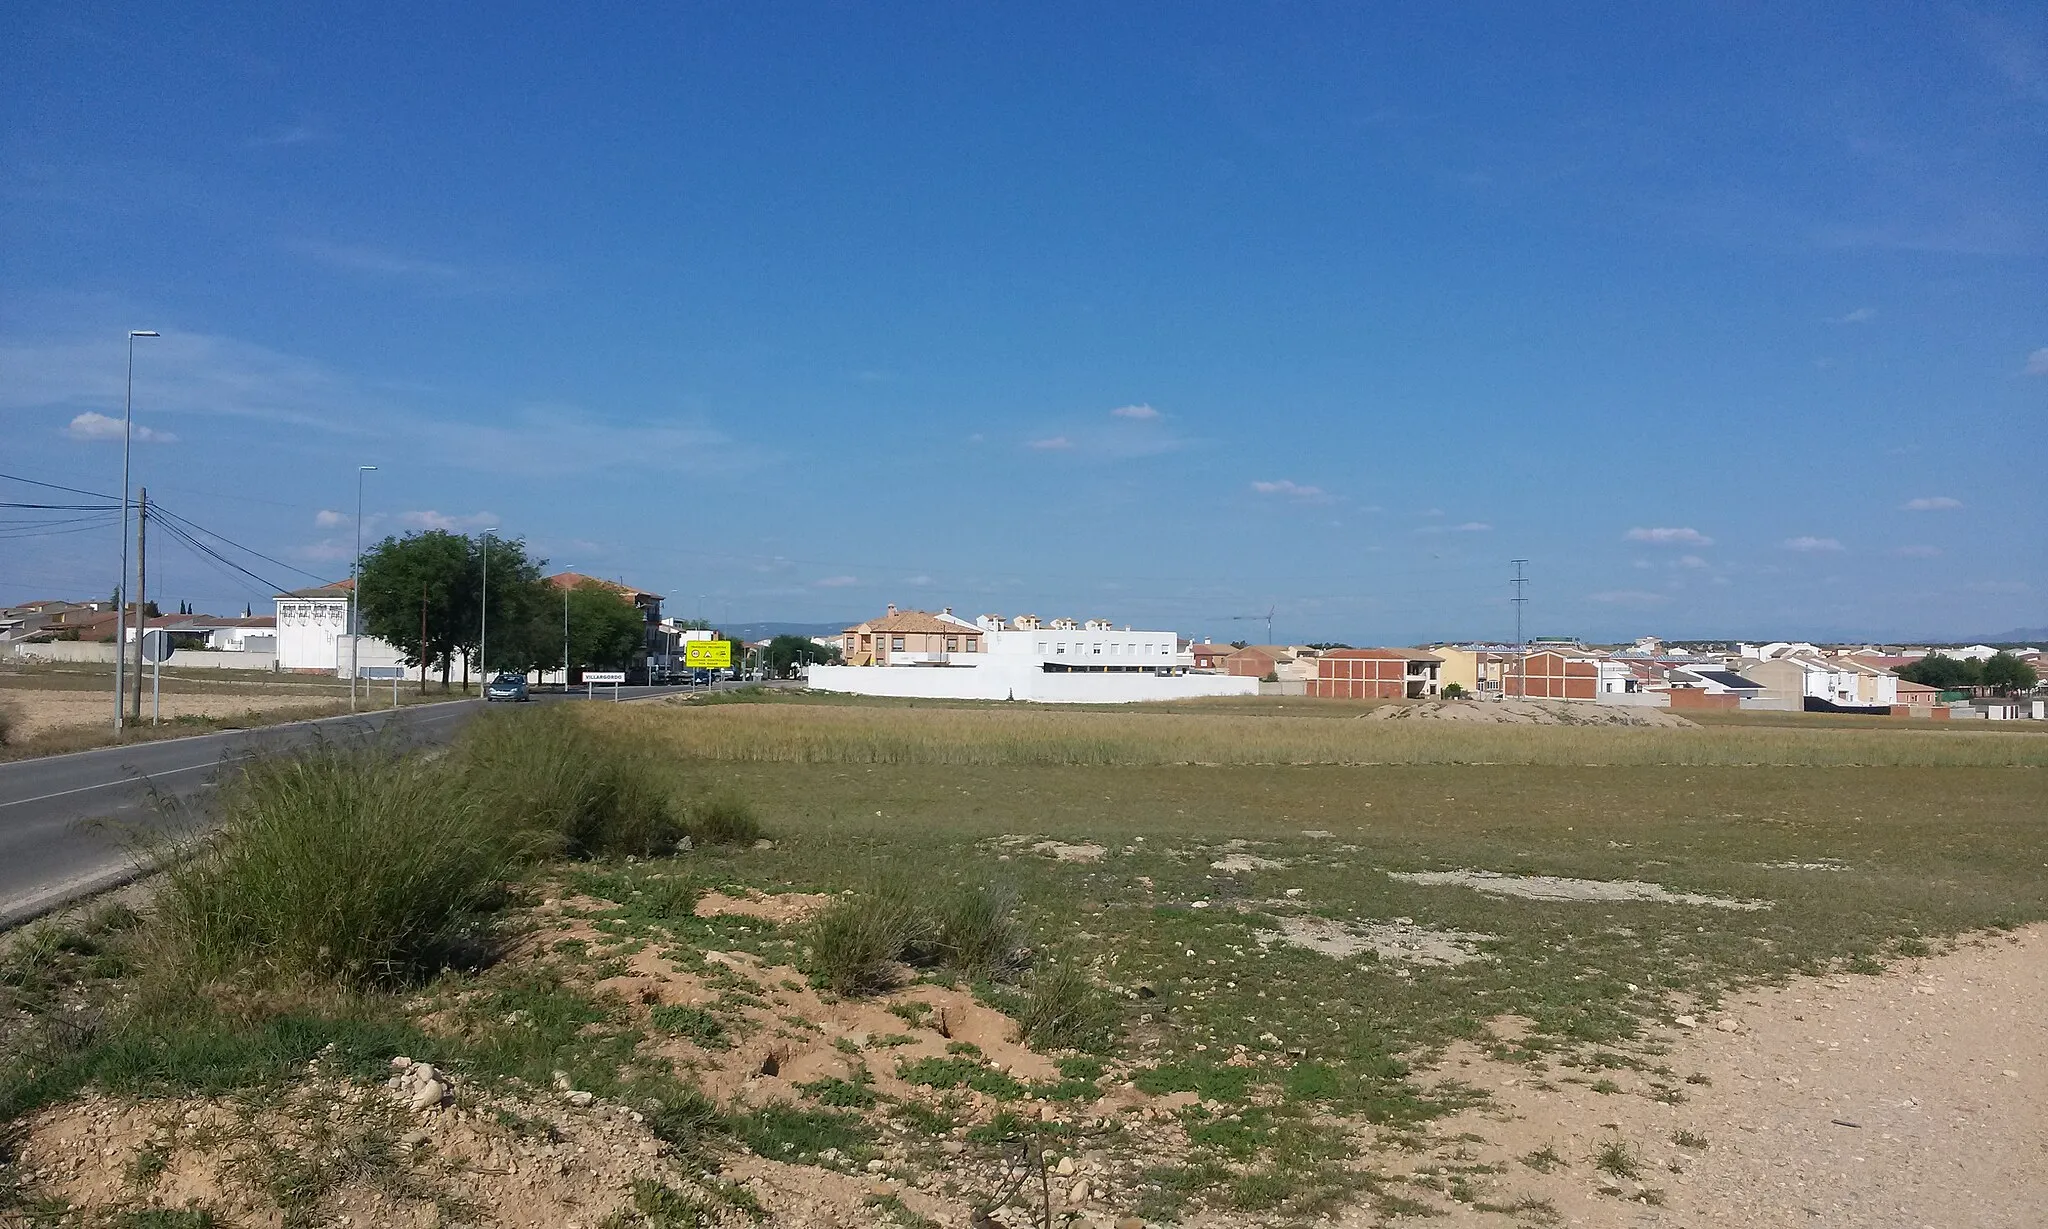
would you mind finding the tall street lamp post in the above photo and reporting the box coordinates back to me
[113,330,160,733]
[478,527,498,693]
[559,565,574,691]
[349,465,377,712]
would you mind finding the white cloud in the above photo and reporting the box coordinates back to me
[904,574,935,587]
[1027,436,1073,451]
[1677,554,1709,569]
[279,239,495,293]
[1418,521,1491,534]
[1901,496,1962,511]
[397,509,498,532]
[1782,536,1844,552]
[1829,307,1878,324]
[1895,544,1942,558]
[1588,590,1671,606]
[1250,479,1332,504]
[314,509,349,528]
[813,575,859,588]
[2026,347,2048,376]
[64,411,176,443]
[1110,403,1160,420]
[1625,526,1713,547]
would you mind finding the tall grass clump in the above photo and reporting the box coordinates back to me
[156,744,515,985]
[0,697,19,746]
[930,883,1028,981]
[454,706,683,857]
[685,794,763,846]
[804,882,932,995]
[1014,956,1119,1051]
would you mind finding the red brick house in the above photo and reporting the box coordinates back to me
[1305,649,1442,700]
[1504,650,1601,700]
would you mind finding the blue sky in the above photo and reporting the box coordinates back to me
[4,4,2044,643]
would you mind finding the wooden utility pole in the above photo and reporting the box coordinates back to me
[130,488,149,724]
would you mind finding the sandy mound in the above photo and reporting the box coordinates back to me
[1390,869,1769,910]
[1362,698,1697,728]
[692,887,834,924]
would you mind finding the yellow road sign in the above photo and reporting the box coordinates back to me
[684,639,732,668]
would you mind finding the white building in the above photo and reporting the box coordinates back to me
[275,583,353,672]
[806,609,1254,704]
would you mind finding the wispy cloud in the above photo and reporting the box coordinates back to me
[1782,535,1844,552]
[397,509,498,532]
[1110,403,1160,420]
[1901,496,1962,511]
[1250,479,1331,504]
[1588,590,1671,606]
[1677,554,1709,569]
[2026,347,2048,376]
[1418,521,1491,534]
[314,509,348,528]
[1895,544,1942,558]
[1625,526,1713,547]
[64,411,176,443]
[1027,436,1074,451]
[1828,307,1878,324]
[279,239,518,296]
[247,125,320,149]
[813,575,859,588]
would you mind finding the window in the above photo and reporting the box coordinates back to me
[1057,643,1067,654]
[964,639,976,652]
[946,637,958,652]
[1037,641,1047,653]
[892,636,905,651]
[1092,643,1102,654]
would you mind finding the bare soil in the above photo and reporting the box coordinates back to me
[0,687,343,739]
[1363,698,1698,728]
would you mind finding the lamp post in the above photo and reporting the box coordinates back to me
[477,527,497,693]
[113,330,160,733]
[559,565,574,691]
[349,465,377,712]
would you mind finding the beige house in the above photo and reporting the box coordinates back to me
[841,606,983,666]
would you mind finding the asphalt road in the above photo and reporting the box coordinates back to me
[0,681,722,928]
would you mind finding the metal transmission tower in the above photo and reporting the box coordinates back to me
[1510,560,1530,697]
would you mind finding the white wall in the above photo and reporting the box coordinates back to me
[805,658,1257,704]
[9,642,278,671]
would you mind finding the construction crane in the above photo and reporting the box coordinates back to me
[1229,605,1276,644]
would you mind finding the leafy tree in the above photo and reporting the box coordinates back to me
[1441,682,1467,698]
[763,633,841,677]
[1897,652,1979,691]
[554,581,646,675]
[473,535,550,676]
[1307,642,1353,651]
[357,530,475,691]
[1979,651,2038,695]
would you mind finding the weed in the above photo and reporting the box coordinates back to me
[897,1056,1025,1099]
[124,1144,170,1188]
[803,884,931,995]
[1672,1128,1708,1149]
[929,883,1028,980]
[728,1104,872,1163]
[1591,1078,1622,1094]
[455,706,683,857]
[1520,1144,1564,1173]
[647,1004,729,1050]
[1013,957,1118,1051]
[1593,1137,1641,1180]
[108,1212,223,1228]
[0,698,18,746]
[799,1070,879,1109]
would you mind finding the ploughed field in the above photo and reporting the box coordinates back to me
[2,692,2041,1227]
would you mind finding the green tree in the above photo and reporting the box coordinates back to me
[555,581,646,675]
[1979,651,2038,695]
[473,535,550,677]
[1897,652,1979,691]
[357,530,475,691]
[763,633,840,677]
[1441,682,1467,698]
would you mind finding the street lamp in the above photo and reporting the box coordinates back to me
[477,526,497,693]
[349,465,377,712]
[113,330,159,733]
[559,564,574,691]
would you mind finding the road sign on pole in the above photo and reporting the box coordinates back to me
[683,640,732,669]
[583,670,626,702]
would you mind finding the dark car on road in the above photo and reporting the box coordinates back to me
[484,673,530,702]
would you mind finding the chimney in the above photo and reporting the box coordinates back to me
[943,607,952,616]
[886,603,898,616]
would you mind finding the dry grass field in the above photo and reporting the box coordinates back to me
[3,694,2042,1227]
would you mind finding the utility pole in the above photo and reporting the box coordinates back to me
[1510,559,1530,699]
[114,329,159,732]
[419,582,429,695]
[130,488,149,724]
[478,528,497,691]
[349,465,376,712]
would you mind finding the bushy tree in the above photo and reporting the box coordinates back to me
[1979,651,2038,695]
[764,633,840,677]
[1897,652,1978,691]
[357,530,474,691]
[556,581,646,675]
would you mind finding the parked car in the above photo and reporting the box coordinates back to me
[484,673,530,702]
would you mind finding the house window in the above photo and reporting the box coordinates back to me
[964,639,976,652]
[946,637,958,652]
[1092,643,1102,654]
[1037,641,1047,653]
[1057,643,1066,654]
[892,637,905,652]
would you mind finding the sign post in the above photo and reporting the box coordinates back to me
[359,665,405,708]
[583,670,626,701]
[139,629,173,724]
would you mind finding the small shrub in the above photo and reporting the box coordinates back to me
[729,1104,872,1162]
[686,796,763,846]
[648,1005,729,1050]
[1671,1129,1708,1150]
[1014,957,1118,1051]
[1592,1137,1641,1179]
[1520,1144,1564,1173]
[930,883,1027,981]
[455,707,682,858]
[0,697,20,746]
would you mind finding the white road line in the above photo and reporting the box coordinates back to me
[0,759,232,810]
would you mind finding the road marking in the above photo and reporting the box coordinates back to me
[0,759,232,810]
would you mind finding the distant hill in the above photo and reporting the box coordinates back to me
[1978,628,2048,645]
[717,621,853,642]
